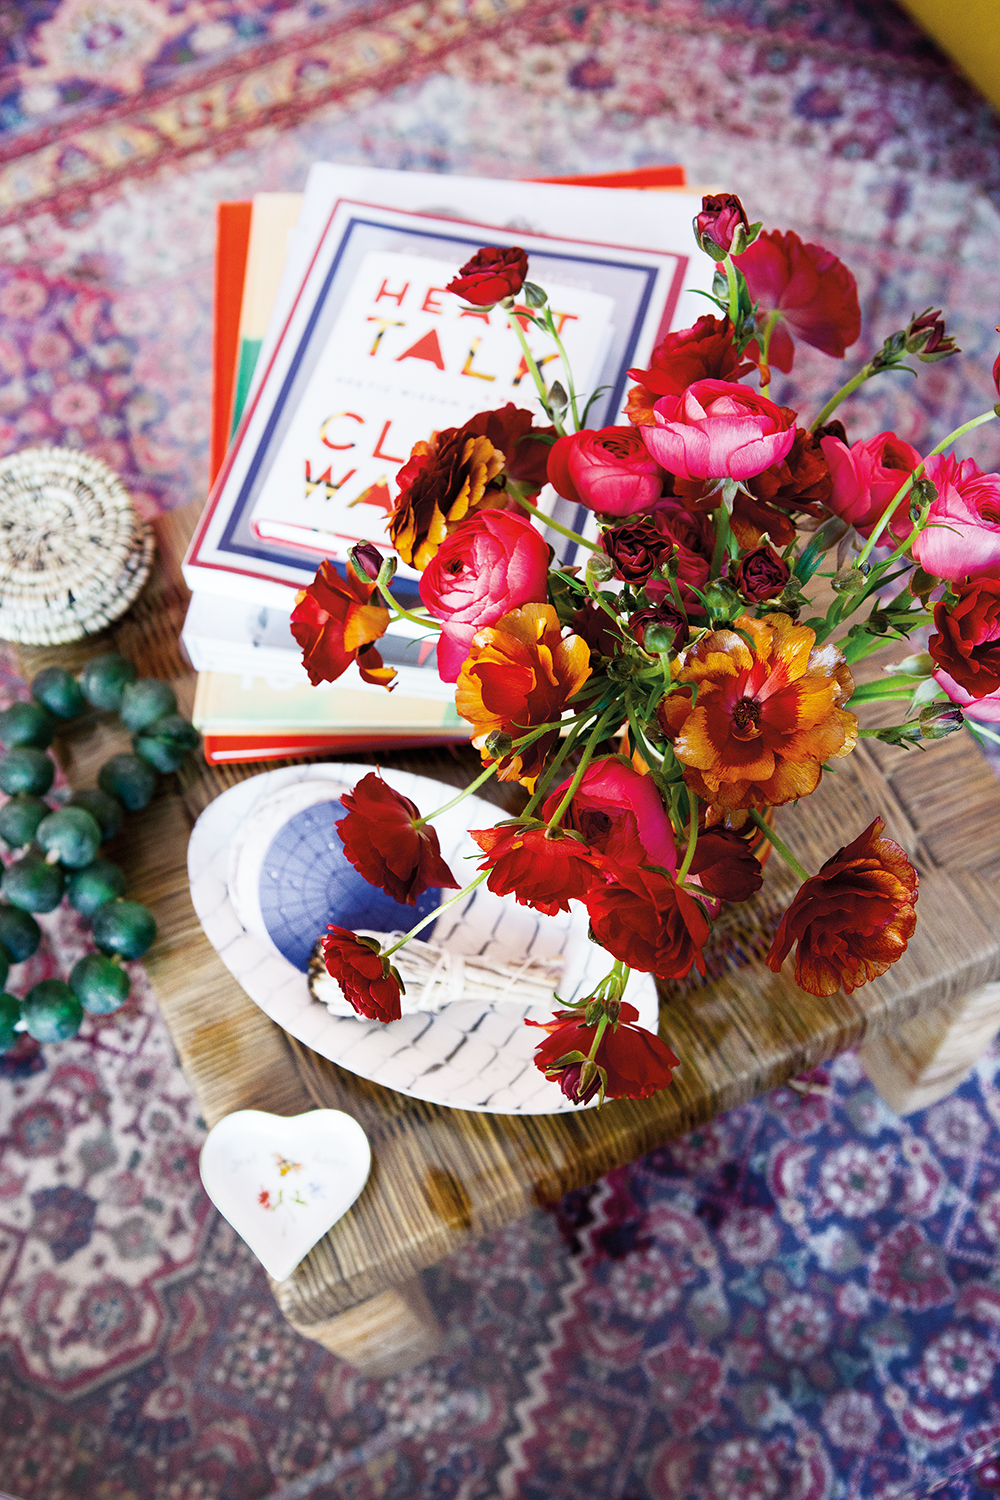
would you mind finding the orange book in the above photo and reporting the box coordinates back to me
[210,201,252,485]
[534,166,686,188]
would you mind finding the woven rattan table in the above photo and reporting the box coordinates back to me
[15,503,1000,1376]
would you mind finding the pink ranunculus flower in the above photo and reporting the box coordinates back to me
[541,756,678,876]
[418,510,550,681]
[911,453,1000,582]
[641,379,796,482]
[546,426,665,517]
[819,431,922,541]
[933,669,1000,723]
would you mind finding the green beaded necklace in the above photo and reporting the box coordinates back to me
[0,653,200,1053]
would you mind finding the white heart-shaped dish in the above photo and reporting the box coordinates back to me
[199,1108,371,1281]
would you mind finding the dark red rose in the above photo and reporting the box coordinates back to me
[731,544,790,603]
[586,865,710,979]
[630,600,689,653]
[527,1001,680,1101]
[688,829,764,902]
[601,517,665,585]
[464,403,555,493]
[469,823,599,916]
[639,498,715,605]
[446,246,529,306]
[626,314,753,425]
[336,773,459,906]
[929,579,1000,699]
[321,927,403,1022]
[734,229,861,372]
[694,193,749,254]
[290,560,395,689]
[765,818,918,997]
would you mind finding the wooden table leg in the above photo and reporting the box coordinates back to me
[860,980,1000,1115]
[284,1276,443,1376]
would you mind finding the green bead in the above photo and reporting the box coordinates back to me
[133,715,201,773]
[79,653,136,711]
[65,789,124,842]
[0,904,40,962]
[0,701,55,750]
[2,853,65,913]
[0,795,49,849]
[70,953,129,1015]
[36,807,102,869]
[0,992,19,1053]
[66,859,126,918]
[92,900,156,960]
[0,747,55,797]
[21,980,83,1042]
[31,666,86,720]
[98,753,156,811]
[119,678,177,733]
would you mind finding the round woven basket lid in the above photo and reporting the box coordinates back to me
[0,446,155,645]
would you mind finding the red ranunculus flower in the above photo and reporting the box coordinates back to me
[463,403,555,493]
[911,453,1000,582]
[419,510,550,681]
[469,823,600,915]
[688,828,764,902]
[731,544,790,603]
[586,865,710,979]
[290,559,396,689]
[737,423,834,547]
[765,818,918,997]
[642,379,796,483]
[928,578,1000,699]
[321,926,404,1022]
[734,229,861,372]
[447,246,528,306]
[694,193,749,254]
[547,426,665,517]
[527,1001,680,1102]
[336,773,459,905]
[542,757,678,877]
[626,314,753,425]
[820,430,922,542]
[630,600,689,653]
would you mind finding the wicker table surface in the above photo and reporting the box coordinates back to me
[14,502,1000,1351]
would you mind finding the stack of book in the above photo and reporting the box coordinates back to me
[185,162,709,763]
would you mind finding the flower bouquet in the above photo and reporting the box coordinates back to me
[290,197,1000,1108]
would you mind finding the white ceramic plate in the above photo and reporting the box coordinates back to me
[199,1108,371,1281]
[187,764,659,1114]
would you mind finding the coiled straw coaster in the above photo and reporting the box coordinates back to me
[0,446,154,645]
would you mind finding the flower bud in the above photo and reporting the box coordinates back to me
[693,193,749,256]
[918,703,964,739]
[831,564,869,595]
[905,307,959,362]
[586,550,616,584]
[484,731,513,758]
[522,281,548,308]
[699,578,743,622]
[630,601,688,654]
[884,652,934,678]
[349,541,385,582]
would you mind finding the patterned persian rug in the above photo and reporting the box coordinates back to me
[2,1,1000,1496]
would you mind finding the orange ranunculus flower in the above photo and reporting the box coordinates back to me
[290,559,396,689]
[388,426,505,569]
[658,612,857,814]
[765,817,918,996]
[456,603,593,787]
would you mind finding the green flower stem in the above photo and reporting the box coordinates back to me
[544,704,622,831]
[723,255,740,326]
[506,312,567,436]
[968,720,1000,748]
[378,581,441,632]
[625,698,663,774]
[846,680,922,704]
[711,503,731,579]
[808,363,877,432]
[542,309,581,430]
[675,791,700,884]
[520,717,591,820]
[412,760,500,827]
[748,808,810,884]
[757,310,781,398]
[383,870,489,957]
[856,409,999,566]
[508,487,600,552]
